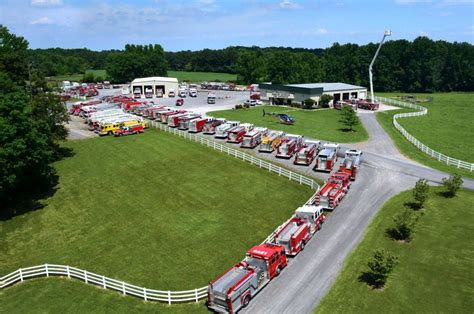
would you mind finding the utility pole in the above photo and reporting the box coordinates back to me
[369,30,391,102]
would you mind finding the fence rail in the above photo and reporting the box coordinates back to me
[0,264,207,303]
[375,96,473,172]
[150,121,320,190]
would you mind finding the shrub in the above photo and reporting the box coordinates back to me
[303,98,315,109]
[442,174,463,197]
[320,94,333,107]
[413,179,429,208]
[366,249,398,288]
[340,106,360,131]
[243,103,250,109]
[235,104,243,110]
[82,72,95,83]
[391,209,418,241]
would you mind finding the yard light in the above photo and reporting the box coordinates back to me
[369,30,392,102]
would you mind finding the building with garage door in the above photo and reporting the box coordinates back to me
[130,77,179,98]
[259,82,367,107]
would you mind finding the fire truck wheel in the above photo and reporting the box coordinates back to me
[318,223,322,230]
[301,241,305,250]
[243,295,251,307]
[276,266,282,276]
[108,131,113,136]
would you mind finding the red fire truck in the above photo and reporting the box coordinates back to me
[294,205,326,235]
[339,149,362,180]
[276,134,304,158]
[294,140,320,166]
[240,127,268,148]
[160,111,185,124]
[188,117,211,133]
[178,114,200,130]
[226,123,253,143]
[313,143,340,172]
[113,124,144,136]
[208,244,287,313]
[168,113,188,127]
[274,217,310,256]
[314,171,351,210]
[202,118,226,135]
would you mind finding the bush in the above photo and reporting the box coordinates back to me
[442,174,463,197]
[391,209,418,241]
[235,104,243,110]
[82,72,95,83]
[320,94,333,107]
[243,103,250,109]
[366,249,398,288]
[290,102,302,108]
[303,98,315,109]
[413,179,429,208]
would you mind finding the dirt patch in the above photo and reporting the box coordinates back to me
[66,115,97,140]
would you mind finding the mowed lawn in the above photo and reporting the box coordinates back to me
[316,187,474,313]
[0,129,313,312]
[212,106,368,143]
[167,70,237,83]
[377,92,474,178]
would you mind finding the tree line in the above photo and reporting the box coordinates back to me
[28,37,473,92]
[0,25,69,216]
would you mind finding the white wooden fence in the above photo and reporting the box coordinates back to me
[0,121,322,302]
[150,120,320,190]
[375,96,473,172]
[0,264,207,303]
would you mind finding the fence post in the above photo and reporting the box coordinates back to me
[102,275,106,289]
[19,268,23,282]
[259,160,262,168]
[45,264,49,277]
[195,288,199,302]
[66,265,70,278]
[278,168,281,176]
[84,271,88,284]
[289,172,292,181]
[122,281,126,295]
[144,288,148,301]
[446,156,450,165]
[168,290,172,305]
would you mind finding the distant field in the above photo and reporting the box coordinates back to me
[377,92,474,178]
[212,105,368,143]
[316,187,474,313]
[0,129,312,312]
[168,70,237,83]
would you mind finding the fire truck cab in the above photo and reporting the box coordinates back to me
[339,149,362,180]
[295,205,326,235]
[208,244,287,314]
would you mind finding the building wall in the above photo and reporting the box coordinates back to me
[131,81,179,98]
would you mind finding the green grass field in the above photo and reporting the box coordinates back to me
[167,70,236,83]
[377,92,474,178]
[316,187,474,313]
[212,106,368,143]
[0,129,313,312]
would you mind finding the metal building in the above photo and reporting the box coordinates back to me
[130,77,179,98]
[260,82,367,107]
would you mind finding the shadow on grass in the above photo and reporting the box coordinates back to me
[358,272,384,290]
[385,228,411,242]
[0,146,74,221]
[404,201,422,210]
[435,190,455,199]
[338,128,355,133]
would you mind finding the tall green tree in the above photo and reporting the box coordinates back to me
[340,106,360,131]
[413,179,430,208]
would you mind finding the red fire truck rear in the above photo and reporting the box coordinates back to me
[294,140,320,166]
[227,123,254,143]
[178,114,200,130]
[188,117,212,133]
[241,127,268,148]
[274,218,310,256]
[275,134,304,158]
[202,118,226,135]
[168,113,189,127]
[313,143,340,172]
[215,121,240,139]
[208,244,287,313]
[160,111,185,124]
[314,171,351,210]
[339,149,362,180]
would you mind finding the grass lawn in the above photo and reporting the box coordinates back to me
[0,129,313,312]
[316,187,474,313]
[211,106,368,143]
[379,92,474,162]
[85,69,107,78]
[377,92,474,178]
[168,70,237,83]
